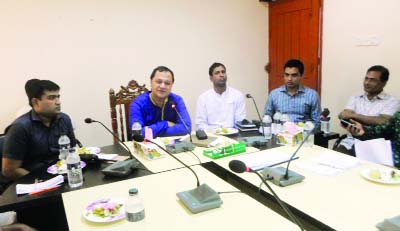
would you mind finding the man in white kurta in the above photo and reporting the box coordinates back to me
[196,63,246,130]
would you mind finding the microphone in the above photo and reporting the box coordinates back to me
[84,118,139,177]
[245,94,267,146]
[261,125,318,187]
[320,108,330,120]
[171,102,192,142]
[229,160,304,231]
[144,137,222,214]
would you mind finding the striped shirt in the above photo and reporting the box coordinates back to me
[264,85,321,126]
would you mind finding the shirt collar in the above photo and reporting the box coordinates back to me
[360,91,387,100]
[149,91,169,108]
[30,109,61,123]
[279,85,305,94]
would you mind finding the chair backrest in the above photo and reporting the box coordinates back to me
[109,80,148,144]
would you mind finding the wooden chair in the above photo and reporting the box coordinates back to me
[109,80,148,144]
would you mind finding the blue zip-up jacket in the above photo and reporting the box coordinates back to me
[129,92,192,138]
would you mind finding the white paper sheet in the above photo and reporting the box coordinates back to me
[296,151,360,176]
[16,175,64,195]
[235,149,294,171]
[97,153,118,160]
[354,138,394,166]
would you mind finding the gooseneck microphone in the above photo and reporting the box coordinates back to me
[85,118,140,177]
[84,118,133,159]
[261,125,318,187]
[171,103,192,142]
[283,125,318,180]
[229,160,304,231]
[246,94,265,138]
[139,136,222,213]
[143,137,199,187]
[246,94,267,145]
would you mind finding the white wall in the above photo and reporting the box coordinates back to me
[0,0,269,146]
[322,0,400,134]
[3,0,398,147]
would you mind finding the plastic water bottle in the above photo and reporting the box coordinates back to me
[125,188,145,222]
[66,148,83,188]
[262,115,272,139]
[131,120,142,140]
[303,121,315,147]
[272,111,281,134]
[58,134,70,160]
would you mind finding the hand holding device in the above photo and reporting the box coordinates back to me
[340,119,355,128]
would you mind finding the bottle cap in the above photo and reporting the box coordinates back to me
[129,188,138,195]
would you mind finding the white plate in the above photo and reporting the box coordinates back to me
[214,127,239,136]
[83,198,125,223]
[47,161,86,175]
[360,168,400,185]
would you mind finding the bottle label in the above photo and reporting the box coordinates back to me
[126,209,145,222]
[67,163,80,170]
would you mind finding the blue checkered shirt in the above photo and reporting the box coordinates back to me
[264,85,321,126]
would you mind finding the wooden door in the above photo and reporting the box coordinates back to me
[268,0,322,93]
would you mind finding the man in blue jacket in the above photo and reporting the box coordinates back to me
[130,66,192,138]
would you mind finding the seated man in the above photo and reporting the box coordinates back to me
[130,66,192,138]
[348,112,400,169]
[337,65,400,155]
[264,59,321,125]
[2,79,76,181]
[196,62,246,130]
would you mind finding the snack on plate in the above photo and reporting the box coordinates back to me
[391,170,400,180]
[86,199,123,218]
[369,169,381,179]
[215,128,228,134]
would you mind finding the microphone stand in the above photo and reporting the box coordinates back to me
[145,139,199,187]
[85,118,139,177]
[145,138,223,214]
[261,126,317,186]
[87,119,133,159]
[245,94,267,146]
[171,104,192,142]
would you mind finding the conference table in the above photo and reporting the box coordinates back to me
[63,165,297,231]
[1,130,395,231]
[209,144,400,231]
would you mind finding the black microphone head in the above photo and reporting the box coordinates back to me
[321,108,330,117]
[84,118,93,123]
[229,160,247,173]
[246,93,252,99]
[132,134,144,142]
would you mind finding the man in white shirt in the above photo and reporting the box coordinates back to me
[337,65,400,155]
[196,63,246,130]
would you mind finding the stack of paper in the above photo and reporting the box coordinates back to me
[16,175,64,195]
[297,152,360,176]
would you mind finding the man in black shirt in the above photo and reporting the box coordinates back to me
[2,79,76,181]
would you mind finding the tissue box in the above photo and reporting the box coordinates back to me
[133,139,166,160]
[276,131,304,146]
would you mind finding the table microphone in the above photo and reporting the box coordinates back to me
[84,118,139,177]
[229,160,304,231]
[320,108,330,119]
[261,125,318,187]
[245,93,267,146]
[171,102,192,142]
[141,137,223,214]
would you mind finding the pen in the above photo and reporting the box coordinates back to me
[29,185,61,196]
